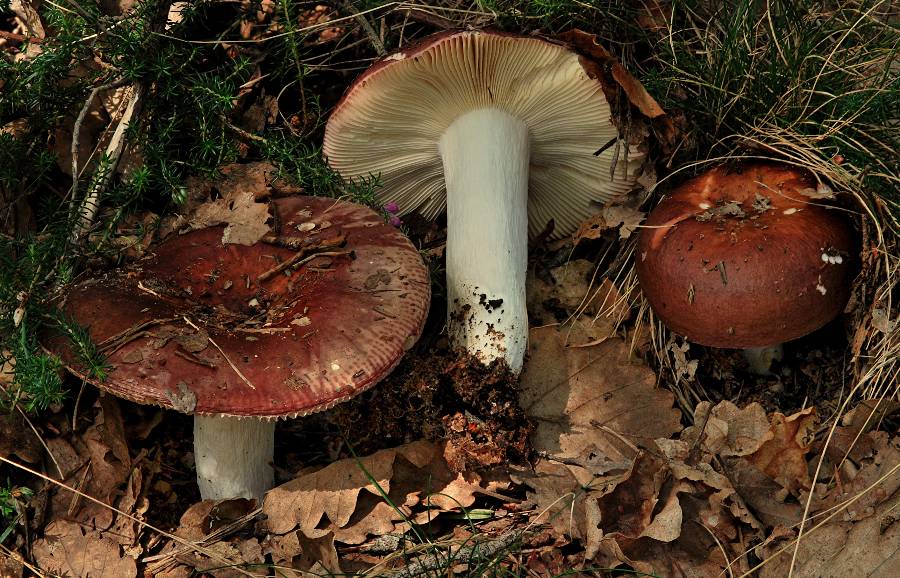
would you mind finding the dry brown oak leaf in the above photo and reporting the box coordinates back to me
[519,325,682,463]
[757,435,900,577]
[32,520,137,578]
[264,440,495,545]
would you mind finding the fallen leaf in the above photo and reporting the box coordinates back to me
[573,213,608,244]
[602,205,646,239]
[667,338,698,382]
[805,433,900,524]
[32,520,137,578]
[724,457,803,528]
[798,182,836,200]
[0,555,24,578]
[519,326,681,463]
[559,30,665,120]
[757,436,900,578]
[45,398,133,526]
[190,187,271,246]
[263,441,491,545]
[558,29,676,150]
[682,400,773,457]
[748,407,817,494]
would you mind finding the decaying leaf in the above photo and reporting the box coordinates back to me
[263,441,498,546]
[573,213,608,244]
[558,29,676,150]
[0,412,42,463]
[190,187,272,246]
[519,326,681,463]
[602,205,646,239]
[684,402,818,529]
[682,400,772,457]
[757,435,900,577]
[573,205,646,244]
[747,407,817,494]
[32,520,137,578]
[45,397,133,526]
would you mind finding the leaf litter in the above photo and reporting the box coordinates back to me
[14,242,897,576]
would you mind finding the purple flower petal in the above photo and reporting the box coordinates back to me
[389,216,403,227]
[383,201,400,214]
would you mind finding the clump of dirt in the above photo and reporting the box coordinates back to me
[327,346,532,470]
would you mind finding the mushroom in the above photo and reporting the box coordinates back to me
[45,196,430,500]
[635,163,855,374]
[323,30,643,373]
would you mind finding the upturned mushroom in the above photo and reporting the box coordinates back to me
[635,163,855,374]
[323,30,643,373]
[46,196,430,500]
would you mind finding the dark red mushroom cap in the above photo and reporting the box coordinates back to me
[47,196,430,418]
[635,163,855,348]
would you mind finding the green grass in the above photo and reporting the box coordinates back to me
[641,0,899,217]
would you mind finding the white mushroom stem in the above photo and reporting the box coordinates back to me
[193,415,275,501]
[439,107,530,373]
[742,344,784,376]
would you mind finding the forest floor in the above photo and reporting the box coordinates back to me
[0,1,898,577]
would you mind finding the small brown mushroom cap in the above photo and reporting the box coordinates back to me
[635,163,855,348]
[46,196,430,418]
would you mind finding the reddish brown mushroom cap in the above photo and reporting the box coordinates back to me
[635,163,855,348]
[47,196,430,418]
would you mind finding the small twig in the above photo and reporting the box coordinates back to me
[347,2,387,56]
[73,82,145,241]
[222,116,268,144]
[173,349,217,368]
[70,78,130,198]
[182,317,255,390]
[98,316,175,354]
[535,451,632,476]
[0,30,43,43]
[257,234,347,282]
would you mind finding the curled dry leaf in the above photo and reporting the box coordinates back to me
[263,441,498,546]
[521,447,757,576]
[602,205,646,239]
[573,213,608,244]
[519,325,681,463]
[684,402,817,529]
[573,205,645,244]
[44,397,133,526]
[557,29,676,151]
[747,407,817,494]
[682,400,772,457]
[757,436,900,577]
[587,445,759,576]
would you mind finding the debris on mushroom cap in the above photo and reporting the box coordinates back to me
[45,196,431,419]
[323,30,645,239]
[635,163,856,348]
